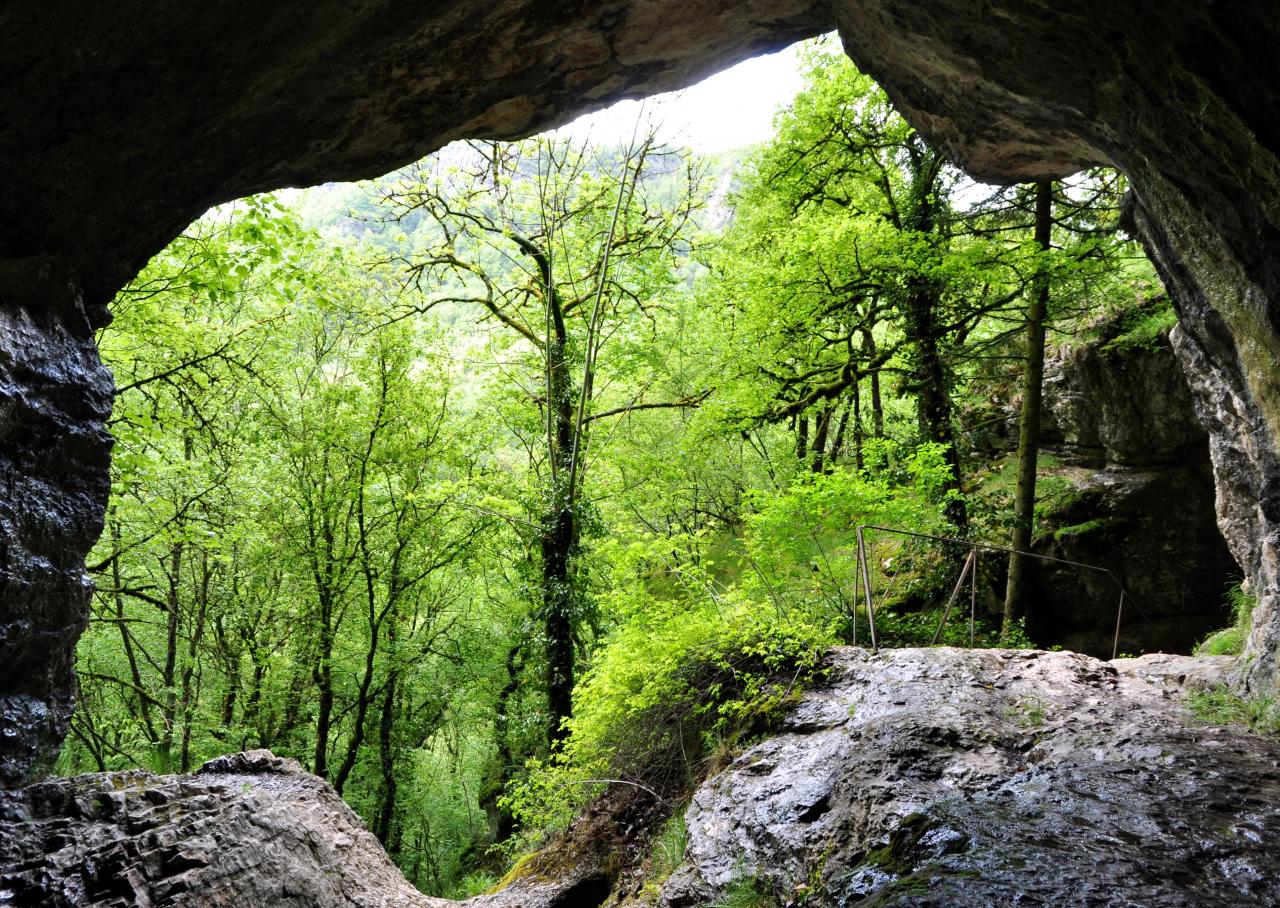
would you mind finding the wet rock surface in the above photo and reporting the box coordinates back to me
[661,647,1280,907]
[0,749,450,907]
[0,281,113,787]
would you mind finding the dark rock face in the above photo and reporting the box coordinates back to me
[0,266,113,788]
[1026,336,1237,656]
[1041,333,1206,469]
[661,648,1280,907]
[1027,465,1235,657]
[0,750,450,907]
[0,2,830,309]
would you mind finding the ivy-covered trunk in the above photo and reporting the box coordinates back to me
[900,148,968,532]
[542,300,580,748]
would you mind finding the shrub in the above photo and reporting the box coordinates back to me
[501,599,833,842]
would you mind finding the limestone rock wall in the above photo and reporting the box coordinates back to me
[1026,333,1237,656]
[0,264,112,788]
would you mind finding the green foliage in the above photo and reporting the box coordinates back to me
[1186,686,1280,737]
[71,196,518,896]
[870,607,1031,650]
[443,872,501,900]
[1007,697,1048,728]
[713,876,777,908]
[1098,297,1179,355]
[501,601,833,842]
[1196,583,1257,656]
[740,444,950,637]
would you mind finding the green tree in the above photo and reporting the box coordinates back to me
[380,132,706,746]
[702,44,1029,526]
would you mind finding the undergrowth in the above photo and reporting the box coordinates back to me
[1186,686,1280,738]
[871,605,1033,649]
[712,876,777,908]
[1196,583,1256,656]
[500,602,833,851]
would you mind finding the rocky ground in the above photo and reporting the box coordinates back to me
[3,649,1278,907]
[0,750,449,908]
[659,648,1279,907]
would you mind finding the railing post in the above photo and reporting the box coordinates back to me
[931,547,974,646]
[856,526,878,652]
[969,546,978,648]
[851,535,860,649]
[1111,590,1125,660]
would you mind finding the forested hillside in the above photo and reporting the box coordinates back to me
[62,42,1176,897]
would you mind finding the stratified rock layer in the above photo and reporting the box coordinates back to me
[661,648,1280,907]
[0,750,449,907]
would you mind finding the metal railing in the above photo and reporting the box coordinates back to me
[852,525,1149,660]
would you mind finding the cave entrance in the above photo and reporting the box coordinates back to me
[3,5,1278,902]
[54,35,1239,897]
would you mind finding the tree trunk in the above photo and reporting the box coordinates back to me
[852,372,865,471]
[160,537,183,769]
[483,643,523,844]
[312,587,335,779]
[903,286,968,530]
[374,669,399,848]
[1002,180,1053,641]
[543,280,579,748]
[810,406,832,473]
[829,400,851,467]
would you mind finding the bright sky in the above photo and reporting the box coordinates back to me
[555,42,807,153]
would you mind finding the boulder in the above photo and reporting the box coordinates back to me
[660,647,1280,907]
[0,750,449,907]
